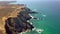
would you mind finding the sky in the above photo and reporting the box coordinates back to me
[0,0,60,1]
[0,0,60,4]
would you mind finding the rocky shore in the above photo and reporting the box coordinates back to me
[0,2,33,34]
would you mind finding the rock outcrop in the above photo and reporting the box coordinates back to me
[0,2,29,34]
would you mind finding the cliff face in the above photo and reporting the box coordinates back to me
[5,10,34,34]
[0,3,34,34]
[0,4,26,34]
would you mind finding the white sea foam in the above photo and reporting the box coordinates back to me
[42,14,46,17]
[30,22,33,25]
[32,28,44,34]
[27,20,30,22]
[36,29,44,34]
[29,14,34,19]
[33,9,37,11]
[19,33,22,34]
[32,28,36,31]
[19,28,44,34]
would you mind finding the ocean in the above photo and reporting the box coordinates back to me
[17,1,60,34]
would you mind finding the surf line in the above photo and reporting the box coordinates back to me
[32,28,44,34]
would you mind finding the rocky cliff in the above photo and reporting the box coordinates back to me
[0,3,27,34]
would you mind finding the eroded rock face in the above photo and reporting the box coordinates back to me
[0,4,30,34]
[5,7,34,34]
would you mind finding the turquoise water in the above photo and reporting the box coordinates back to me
[17,1,60,34]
